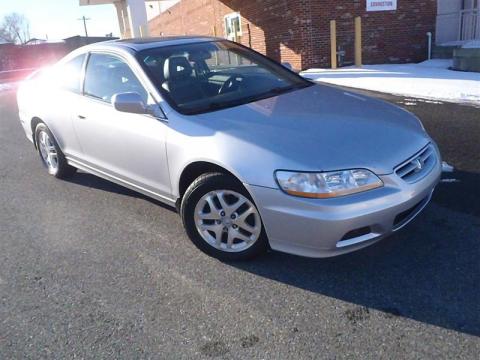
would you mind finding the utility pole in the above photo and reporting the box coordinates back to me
[78,16,91,37]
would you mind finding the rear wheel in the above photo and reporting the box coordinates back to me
[181,173,268,261]
[35,122,76,179]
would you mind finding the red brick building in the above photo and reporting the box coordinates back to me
[148,0,437,70]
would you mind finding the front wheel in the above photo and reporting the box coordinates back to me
[35,122,76,179]
[180,173,268,261]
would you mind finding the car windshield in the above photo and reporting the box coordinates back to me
[137,40,312,115]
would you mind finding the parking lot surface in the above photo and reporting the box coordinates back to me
[0,87,479,358]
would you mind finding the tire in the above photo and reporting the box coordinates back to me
[34,122,76,179]
[180,172,268,261]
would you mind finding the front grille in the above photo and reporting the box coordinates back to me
[395,144,436,183]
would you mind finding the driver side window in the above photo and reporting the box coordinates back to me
[84,53,148,104]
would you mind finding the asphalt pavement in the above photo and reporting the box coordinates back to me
[0,87,479,359]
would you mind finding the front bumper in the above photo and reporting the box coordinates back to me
[246,149,442,258]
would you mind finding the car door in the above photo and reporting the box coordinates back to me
[72,52,172,199]
[39,53,87,160]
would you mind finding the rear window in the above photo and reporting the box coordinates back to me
[57,54,86,93]
[35,54,86,93]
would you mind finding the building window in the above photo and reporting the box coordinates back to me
[224,12,242,41]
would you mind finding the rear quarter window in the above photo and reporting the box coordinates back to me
[55,54,86,94]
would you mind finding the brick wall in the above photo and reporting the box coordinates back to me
[148,0,305,68]
[308,0,437,68]
[148,0,437,70]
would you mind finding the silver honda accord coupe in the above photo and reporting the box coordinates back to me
[17,36,442,260]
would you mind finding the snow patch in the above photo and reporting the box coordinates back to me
[442,161,455,173]
[301,60,480,105]
[441,178,460,183]
[416,59,453,68]
[462,40,480,49]
[419,99,443,105]
[0,82,17,92]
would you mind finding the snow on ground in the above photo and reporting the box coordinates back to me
[439,40,480,49]
[301,59,480,105]
[440,40,480,48]
[0,82,18,92]
[462,40,480,49]
[0,82,17,92]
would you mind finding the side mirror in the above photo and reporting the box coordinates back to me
[112,92,147,114]
[282,62,293,71]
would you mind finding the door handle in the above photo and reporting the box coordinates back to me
[78,115,86,119]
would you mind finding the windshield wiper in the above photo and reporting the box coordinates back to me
[204,102,226,111]
[268,85,297,94]
[183,83,310,115]
[260,83,307,97]
[186,101,228,114]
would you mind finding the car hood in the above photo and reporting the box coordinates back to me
[192,84,431,178]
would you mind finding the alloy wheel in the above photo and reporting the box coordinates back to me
[194,190,262,252]
[38,130,58,173]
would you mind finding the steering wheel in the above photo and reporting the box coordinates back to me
[218,75,241,95]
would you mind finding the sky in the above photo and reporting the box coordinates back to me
[0,0,120,40]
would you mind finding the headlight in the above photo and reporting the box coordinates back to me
[275,169,383,198]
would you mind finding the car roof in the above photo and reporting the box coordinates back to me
[85,36,223,53]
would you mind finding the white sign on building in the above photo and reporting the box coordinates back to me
[366,0,398,11]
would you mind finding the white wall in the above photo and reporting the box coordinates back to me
[145,0,180,21]
[159,0,180,13]
[145,1,161,21]
[126,0,148,37]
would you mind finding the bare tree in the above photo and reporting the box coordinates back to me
[0,13,30,44]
